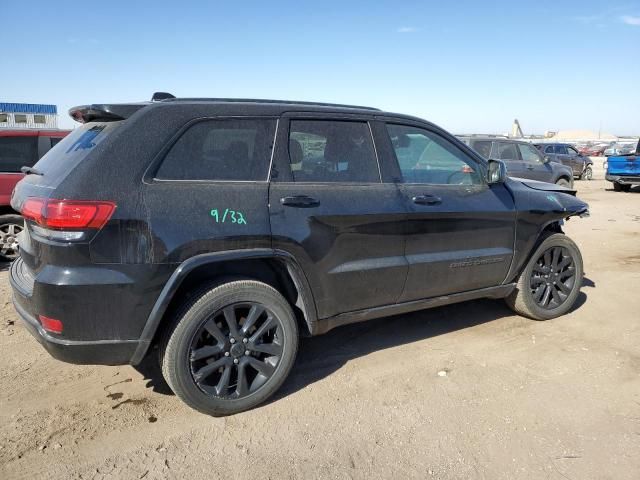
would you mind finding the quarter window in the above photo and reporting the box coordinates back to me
[288,120,379,183]
[387,124,482,185]
[156,119,276,181]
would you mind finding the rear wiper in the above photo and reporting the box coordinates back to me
[20,166,44,176]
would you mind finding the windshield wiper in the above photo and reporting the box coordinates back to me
[20,166,44,176]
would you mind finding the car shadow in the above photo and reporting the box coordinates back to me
[135,281,593,404]
[0,261,11,272]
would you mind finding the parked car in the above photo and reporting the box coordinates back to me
[459,137,574,187]
[605,144,637,157]
[0,128,71,259]
[10,94,589,416]
[534,143,594,180]
[582,144,607,157]
[606,140,640,191]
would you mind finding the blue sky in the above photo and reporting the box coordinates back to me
[1,1,639,134]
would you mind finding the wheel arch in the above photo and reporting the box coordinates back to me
[130,249,317,364]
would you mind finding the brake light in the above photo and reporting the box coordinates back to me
[39,315,63,334]
[21,198,116,230]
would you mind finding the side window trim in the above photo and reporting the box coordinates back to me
[385,122,486,186]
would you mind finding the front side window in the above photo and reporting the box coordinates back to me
[288,120,379,183]
[544,146,554,154]
[156,118,276,181]
[518,143,542,163]
[567,146,579,155]
[387,124,483,185]
[496,142,520,161]
[0,136,38,171]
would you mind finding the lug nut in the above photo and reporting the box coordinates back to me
[243,338,248,344]
[230,338,236,344]
[224,352,230,356]
[245,350,251,355]
[233,359,239,364]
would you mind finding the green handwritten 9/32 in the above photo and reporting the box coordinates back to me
[210,208,247,225]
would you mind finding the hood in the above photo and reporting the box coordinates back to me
[510,177,577,196]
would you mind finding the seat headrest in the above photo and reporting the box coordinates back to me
[289,139,303,164]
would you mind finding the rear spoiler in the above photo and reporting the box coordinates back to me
[68,103,149,124]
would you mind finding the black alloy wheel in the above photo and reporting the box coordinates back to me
[529,246,576,310]
[189,303,283,398]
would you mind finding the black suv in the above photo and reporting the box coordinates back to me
[10,95,589,416]
[534,143,594,180]
[459,137,575,187]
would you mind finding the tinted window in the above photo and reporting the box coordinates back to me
[387,124,482,185]
[50,137,63,147]
[471,140,492,158]
[567,146,579,155]
[544,146,554,154]
[288,120,379,183]
[157,119,276,181]
[518,143,542,163]
[554,145,568,155]
[0,136,38,171]
[497,142,520,161]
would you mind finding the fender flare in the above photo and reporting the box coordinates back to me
[130,248,317,365]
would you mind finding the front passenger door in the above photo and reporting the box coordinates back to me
[382,123,515,302]
[517,143,554,182]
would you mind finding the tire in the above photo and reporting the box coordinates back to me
[555,178,571,188]
[160,279,298,416]
[621,184,632,192]
[613,182,622,192]
[581,166,593,181]
[505,233,583,321]
[0,214,24,261]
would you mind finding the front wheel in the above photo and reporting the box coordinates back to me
[160,280,298,416]
[505,233,583,320]
[581,166,593,181]
[555,178,571,188]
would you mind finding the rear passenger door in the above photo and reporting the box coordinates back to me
[379,122,515,302]
[269,114,408,318]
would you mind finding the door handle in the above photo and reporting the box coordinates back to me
[412,194,442,205]
[280,195,320,208]
[526,165,535,170]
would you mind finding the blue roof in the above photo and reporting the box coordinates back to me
[0,103,57,114]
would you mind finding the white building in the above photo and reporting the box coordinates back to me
[0,103,59,129]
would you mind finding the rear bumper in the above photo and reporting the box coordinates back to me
[10,258,142,365]
[11,292,138,365]
[606,174,640,185]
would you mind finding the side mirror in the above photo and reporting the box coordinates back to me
[487,159,507,184]
[543,155,551,164]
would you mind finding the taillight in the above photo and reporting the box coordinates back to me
[38,315,63,334]
[21,198,116,230]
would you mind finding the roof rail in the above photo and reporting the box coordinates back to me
[161,97,381,111]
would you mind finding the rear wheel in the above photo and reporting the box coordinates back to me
[555,178,571,188]
[160,280,298,416]
[0,214,24,261]
[505,233,583,321]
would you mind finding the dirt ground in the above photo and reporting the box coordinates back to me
[1,172,639,480]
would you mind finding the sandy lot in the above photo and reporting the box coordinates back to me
[1,174,639,480]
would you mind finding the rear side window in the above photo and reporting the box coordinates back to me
[288,120,379,183]
[544,146,554,154]
[470,140,492,158]
[496,142,520,161]
[156,119,276,181]
[0,136,38,172]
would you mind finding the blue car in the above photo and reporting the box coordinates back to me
[606,140,640,191]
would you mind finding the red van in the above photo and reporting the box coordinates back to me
[0,129,71,259]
